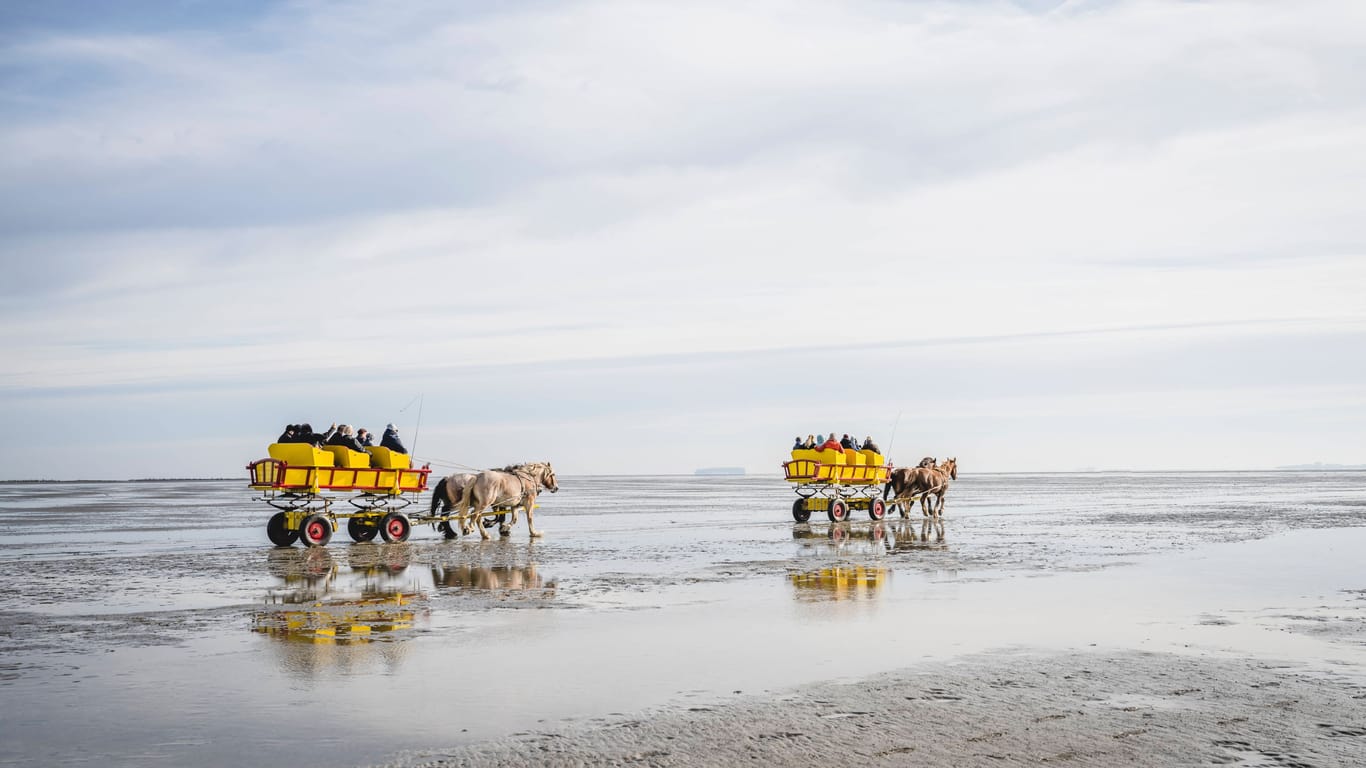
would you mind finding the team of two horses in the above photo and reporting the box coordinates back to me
[883,456,958,520]
[425,456,954,538]
[429,461,558,540]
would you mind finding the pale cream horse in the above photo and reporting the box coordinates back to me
[457,462,559,540]
[430,472,478,537]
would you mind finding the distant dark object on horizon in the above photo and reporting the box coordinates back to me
[695,467,746,476]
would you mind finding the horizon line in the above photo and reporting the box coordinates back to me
[4,466,1365,484]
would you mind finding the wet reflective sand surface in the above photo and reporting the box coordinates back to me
[1,473,1364,767]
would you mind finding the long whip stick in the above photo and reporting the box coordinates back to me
[400,393,424,459]
[886,410,903,463]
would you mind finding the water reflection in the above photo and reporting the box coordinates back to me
[429,544,556,605]
[887,518,947,550]
[792,521,889,554]
[792,519,945,553]
[431,563,549,591]
[789,565,888,601]
[253,545,427,666]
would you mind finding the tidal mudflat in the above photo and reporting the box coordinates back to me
[1,472,1363,767]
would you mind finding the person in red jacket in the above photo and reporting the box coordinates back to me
[819,434,842,451]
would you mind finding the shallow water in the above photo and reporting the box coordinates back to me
[0,471,1363,767]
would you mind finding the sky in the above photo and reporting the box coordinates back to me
[1,0,1364,480]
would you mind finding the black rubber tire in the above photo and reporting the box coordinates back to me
[299,514,332,547]
[868,499,886,521]
[267,512,298,547]
[380,512,411,543]
[791,498,811,523]
[828,500,849,523]
[348,517,378,542]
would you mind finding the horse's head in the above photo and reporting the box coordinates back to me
[540,462,558,493]
[942,457,957,480]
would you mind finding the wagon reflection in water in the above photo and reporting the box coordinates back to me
[789,565,889,602]
[253,545,428,650]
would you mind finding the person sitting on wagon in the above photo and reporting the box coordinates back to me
[861,436,881,454]
[327,425,367,452]
[840,434,855,449]
[381,423,408,454]
[276,424,297,443]
[792,436,804,450]
[818,434,842,451]
[802,434,816,449]
[296,423,335,447]
[357,428,374,447]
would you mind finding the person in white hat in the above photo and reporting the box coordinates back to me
[380,423,408,454]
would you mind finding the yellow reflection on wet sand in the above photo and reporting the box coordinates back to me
[789,566,888,601]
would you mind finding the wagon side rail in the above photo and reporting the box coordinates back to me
[248,458,431,495]
[782,459,891,484]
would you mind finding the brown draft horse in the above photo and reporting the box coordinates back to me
[457,462,559,540]
[883,457,958,520]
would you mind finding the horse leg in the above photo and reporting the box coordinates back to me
[525,493,542,538]
[455,492,473,536]
[476,505,493,539]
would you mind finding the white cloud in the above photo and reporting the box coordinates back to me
[1,0,1364,477]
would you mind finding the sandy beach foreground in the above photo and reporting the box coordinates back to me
[379,649,1366,767]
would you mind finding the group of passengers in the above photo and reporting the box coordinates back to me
[793,433,880,454]
[276,422,408,454]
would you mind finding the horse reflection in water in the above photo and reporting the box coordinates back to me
[430,563,552,593]
[889,518,946,549]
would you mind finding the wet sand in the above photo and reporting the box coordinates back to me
[379,650,1366,767]
[1,473,1364,767]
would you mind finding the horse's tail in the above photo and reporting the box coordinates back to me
[431,477,448,514]
[883,479,894,501]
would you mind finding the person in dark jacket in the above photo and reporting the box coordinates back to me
[276,425,297,443]
[840,434,855,449]
[861,436,881,453]
[327,425,366,452]
[381,423,408,454]
[357,428,374,447]
[296,423,336,447]
[792,436,804,450]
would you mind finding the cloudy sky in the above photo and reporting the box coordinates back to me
[1,0,1363,480]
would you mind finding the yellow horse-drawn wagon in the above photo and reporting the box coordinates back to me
[248,443,433,547]
[782,447,892,522]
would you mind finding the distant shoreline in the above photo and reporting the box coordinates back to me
[2,468,1364,483]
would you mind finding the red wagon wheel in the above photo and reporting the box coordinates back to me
[380,512,411,543]
[868,499,886,520]
[299,514,332,548]
[827,499,849,522]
